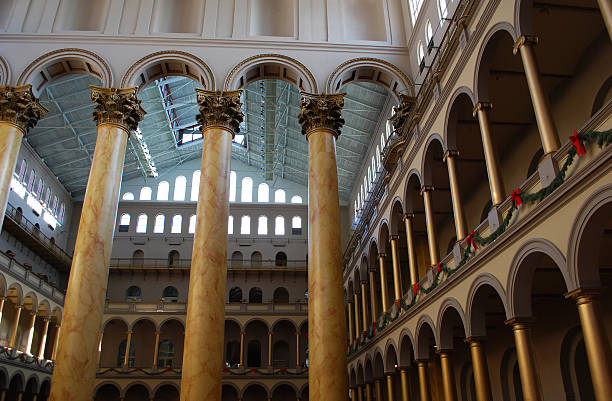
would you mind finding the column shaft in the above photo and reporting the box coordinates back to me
[51,325,60,360]
[353,292,361,338]
[357,386,363,401]
[421,188,438,266]
[400,368,410,401]
[180,89,242,401]
[50,86,143,401]
[240,331,245,366]
[386,375,394,401]
[152,331,160,368]
[37,319,50,359]
[473,103,505,206]
[514,36,559,154]
[0,123,23,229]
[390,236,403,300]
[444,153,467,240]
[8,305,21,348]
[97,331,103,367]
[378,255,389,312]
[403,215,419,285]
[268,332,273,367]
[365,383,372,401]
[598,0,612,41]
[360,282,369,334]
[375,379,382,401]
[368,271,378,324]
[25,312,36,354]
[296,332,300,367]
[348,302,355,343]
[417,361,431,401]
[123,330,132,367]
[466,338,493,401]
[439,351,457,401]
[507,319,542,401]
[0,297,5,326]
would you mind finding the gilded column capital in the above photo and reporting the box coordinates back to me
[442,149,460,162]
[435,348,454,355]
[378,253,387,259]
[0,85,47,134]
[389,94,417,132]
[472,102,493,117]
[420,185,435,195]
[298,92,345,138]
[90,85,145,133]
[565,287,605,304]
[402,213,415,221]
[513,35,539,55]
[464,336,487,345]
[195,89,243,135]
[504,317,535,328]
[390,234,399,241]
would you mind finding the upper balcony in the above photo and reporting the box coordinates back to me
[109,257,307,272]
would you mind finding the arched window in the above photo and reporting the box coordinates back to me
[136,214,148,233]
[290,195,302,204]
[191,170,201,201]
[417,41,425,73]
[249,287,263,303]
[275,252,287,267]
[371,157,376,179]
[229,287,243,303]
[119,214,130,232]
[275,216,285,235]
[376,145,381,169]
[162,286,178,301]
[157,181,169,200]
[229,171,237,202]
[168,250,180,266]
[126,286,142,301]
[18,159,27,182]
[44,187,51,205]
[425,20,433,52]
[247,340,261,367]
[59,203,65,224]
[272,340,290,368]
[292,216,302,235]
[228,215,234,235]
[52,195,58,213]
[258,216,268,235]
[240,215,251,235]
[173,176,186,201]
[409,0,424,23]
[438,0,448,20]
[118,339,135,367]
[258,183,269,202]
[226,341,240,366]
[188,215,196,234]
[367,166,372,190]
[171,215,182,233]
[157,340,174,368]
[241,177,253,202]
[251,251,262,267]
[139,187,152,200]
[122,192,134,200]
[354,201,358,221]
[380,132,386,149]
[154,214,165,233]
[273,287,289,303]
[132,249,144,266]
[36,178,43,198]
[26,170,35,192]
[231,251,243,267]
[274,189,286,203]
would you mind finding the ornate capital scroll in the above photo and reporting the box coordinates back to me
[90,85,145,132]
[298,92,345,137]
[389,94,416,132]
[0,85,47,134]
[195,89,243,135]
[513,35,539,55]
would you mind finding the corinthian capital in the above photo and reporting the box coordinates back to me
[195,89,243,135]
[298,92,345,137]
[390,94,416,132]
[90,86,145,132]
[0,85,47,134]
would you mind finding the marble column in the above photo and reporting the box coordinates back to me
[48,86,144,401]
[298,92,347,401]
[37,318,50,359]
[400,368,410,401]
[353,291,362,338]
[386,374,395,401]
[390,235,403,300]
[598,0,612,41]
[506,318,542,401]
[347,301,355,343]
[417,360,431,401]
[438,350,458,401]
[8,305,21,348]
[268,331,273,367]
[365,383,372,401]
[443,151,467,240]
[368,270,378,324]
[51,324,60,360]
[465,338,493,401]
[421,186,439,266]
[566,288,612,401]
[360,281,369,333]
[122,330,133,367]
[378,254,389,312]
[0,86,46,231]
[180,89,243,401]
[240,331,245,366]
[513,36,560,155]
[403,214,419,286]
[152,331,160,368]
[24,312,36,354]
[473,102,505,206]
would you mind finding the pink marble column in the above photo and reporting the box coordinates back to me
[298,92,347,401]
[180,89,243,401]
[49,86,144,401]
[0,86,46,230]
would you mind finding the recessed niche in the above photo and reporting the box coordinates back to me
[248,0,296,38]
[151,0,205,34]
[342,0,386,42]
[55,0,110,32]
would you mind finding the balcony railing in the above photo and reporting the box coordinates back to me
[0,251,65,304]
[96,365,307,377]
[104,300,308,314]
[109,258,307,270]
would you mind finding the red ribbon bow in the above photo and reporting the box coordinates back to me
[223,366,229,372]
[251,367,257,372]
[570,130,586,156]
[372,322,377,335]
[280,367,286,372]
[467,230,478,250]
[511,188,522,209]
[413,284,419,295]
[396,300,401,308]
[436,262,441,272]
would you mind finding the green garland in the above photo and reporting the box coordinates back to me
[0,347,54,370]
[348,129,612,357]
[97,366,307,376]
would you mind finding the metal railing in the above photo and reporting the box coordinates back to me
[109,258,308,270]
[105,300,308,313]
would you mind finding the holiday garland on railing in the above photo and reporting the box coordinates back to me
[97,366,307,376]
[0,346,54,370]
[348,128,612,356]
[97,366,180,375]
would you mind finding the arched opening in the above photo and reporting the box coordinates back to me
[125,384,150,401]
[167,250,180,266]
[251,251,262,267]
[94,384,120,401]
[273,287,290,303]
[222,385,239,401]
[369,241,383,318]
[275,252,287,267]
[231,251,243,268]
[126,286,142,302]
[158,319,184,368]
[157,340,175,368]
[272,384,297,401]
[229,287,243,303]
[225,320,241,367]
[272,320,297,367]
[242,384,268,401]
[244,319,268,367]
[247,340,262,367]
[249,288,263,303]
[162,286,178,302]
[100,319,128,367]
[153,384,179,401]
[390,200,410,297]
[404,173,431,281]
[132,249,144,267]
[377,224,395,310]
[131,319,156,367]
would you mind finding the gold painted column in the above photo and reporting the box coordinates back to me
[180,90,243,401]
[443,151,467,240]
[122,330,133,367]
[417,360,432,401]
[24,311,36,354]
[386,374,395,401]
[0,390,5,401]
[421,186,439,266]
[296,331,300,367]
[465,338,493,401]
[152,331,160,368]
[473,102,505,206]
[438,350,458,401]
[240,331,245,366]
[513,36,560,154]
[375,379,383,401]
[400,368,410,401]
[357,386,363,401]
[597,0,612,41]
[403,214,419,286]
[390,235,403,300]
[350,388,356,401]
[0,86,46,230]
[506,319,542,401]
[360,281,369,333]
[353,291,362,338]
[37,318,50,359]
[8,305,21,348]
[268,331,273,367]
[298,93,347,401]
[368,270,378,324]
[566,288,612,401]
[0,297,4,328]
[51,324,60,360]
[48,86,144,401]
[347,301,355,343]
[365,383,372,401]
[378,254,390,312]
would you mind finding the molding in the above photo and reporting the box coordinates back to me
[0,55,10,85]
